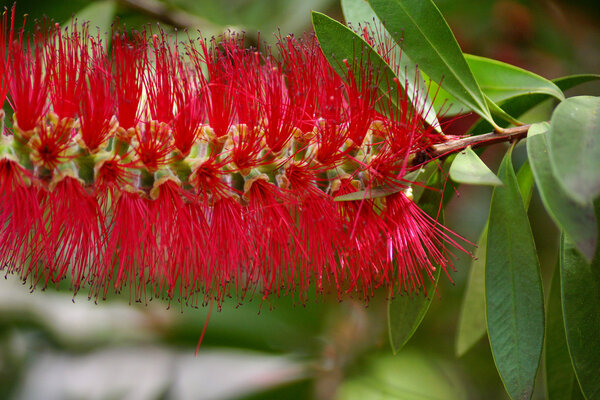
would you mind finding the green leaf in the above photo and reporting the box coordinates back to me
[368,0,497,128]
[470,74,600,135]
[465,54,564,104]
[449,146,503,186]
[388,265,440,354]
[313,10,442,134]
[65,1,116,51]
[336,352,468,400]
[388,171,443,354]
[427,78,465,116]
[334,186,402,202]
[516,161,534,210]
[409,162,439,203]
[485,94,524,126]
[561,234,600,400]
[74,0,116,31]
[545,262,584,400]
[486,146,544,400]
[527,122,597,261]
[340,0,441,132]
[553,74,600,92]
[455,161,533,357]
[334,161,437,202]
[311,12,393,87]
[455,225,487,357]
[548,96,600,205]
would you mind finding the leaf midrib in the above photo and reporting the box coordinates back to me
[387,0,488,114]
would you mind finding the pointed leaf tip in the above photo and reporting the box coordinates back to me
[368,0,497,128]
[449,146,503,186]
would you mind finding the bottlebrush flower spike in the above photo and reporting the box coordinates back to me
[283,162,346,299]
[0,155,45,279]
[42,168,107,291]
[46,22,88,120]
[112,30,146,132]
[79,37,117,153]
[7,21,49,134]
[172,57,205,157]
[0,10,470,308]
[0,6,15,110]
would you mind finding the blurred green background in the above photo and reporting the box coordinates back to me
[0,0,598,399]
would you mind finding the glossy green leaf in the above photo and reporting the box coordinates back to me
[486,146,544,400]
[449,146,503,186]
[388,171,443,354]
[548,96,600,205]
[561,235,600,400]
[312,12,394,89]
[545,262,584,400]
[485,93,524,126]
[314,9,442,134]
[527,122,597,261]
[368,0,497,129]
[429,84,524,125]
[470,74,600,135]
[427,78,466,116]
[340,0,441,132]
[466,54,564,103]
[455,161,533,357]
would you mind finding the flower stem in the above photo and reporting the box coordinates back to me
[421,124,532,164]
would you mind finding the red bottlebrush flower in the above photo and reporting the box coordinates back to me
[382,191,468,294]
[46,23,88,120]
[189,157,252,303]
[313,49,350,167]
[261,59,297,154]
[28,114,76,170]
[172,60,205,157]
[342,58,379,148]
[112,30,146,131]
[189,37,236,140]
[101,190,155,301]
[227,46,266,171]
[244,176,304,301]
[133,121,173,172]
[208,196,252,304]
[145,33,176,124]
[331,177,390,298]
[42,173,106,292]
[148,177,204,299]
[0,6,15,108]
[365,78,441,189]
[284,162,345,299]
[0,158,45,279]
[276,34,320,133]
[79,38,117,152]
[0,17,471,309]
[7,23,49,133]
[94,154,135,200]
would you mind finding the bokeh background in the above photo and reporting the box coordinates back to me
[0,0,598,399]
